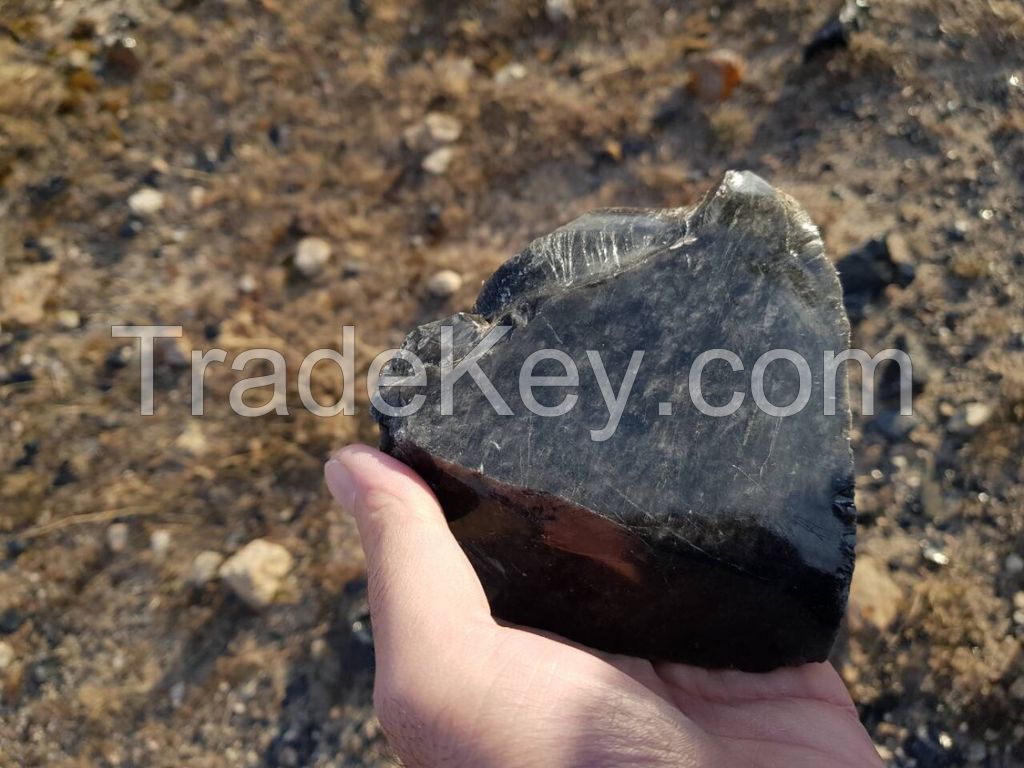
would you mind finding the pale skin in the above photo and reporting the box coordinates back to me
[325,445,883,768]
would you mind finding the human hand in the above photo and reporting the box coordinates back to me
[325,445,882,767]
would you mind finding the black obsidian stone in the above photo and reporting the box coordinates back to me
[373,171,856,672]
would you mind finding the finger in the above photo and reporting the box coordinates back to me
[324,445,493,665]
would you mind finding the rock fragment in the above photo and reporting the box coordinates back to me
[219,539,293,609]
[426,113,462,144]
[1,264,58,328]
[128,188,164,215]
[294,237,332,277]
[687,50,745,101]
[57,310,81,330]
[494,62,527,85]
[422,147,454,175]
[374,171,856,671]
[426,269,463,298]
[405,112,464,148]
[106,523,129,553]
[150,529,171,558]
[187,551,224,588]
[948,402,993,435]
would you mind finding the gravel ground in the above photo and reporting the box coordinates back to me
[1,0,1023,765]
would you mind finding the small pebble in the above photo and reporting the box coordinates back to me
[962,402,993,428]
[150,529,171,557]
[424,112,462,144]
[294,237,332,277]
[687,49,745,101]
[57,310,81,330]
[67,48,91,69]
[310,637,328,661]
[949,402,993,434]
[169,681,186,708]
[219,539,293,609]
[1006,553,1024,574]
[546,0,576,23]
[494,62,527,85]
[950,219,970,241]
[238,274,257,294]
[0,640,13,671]
[188,186,206,209]
[174,422,208,456]
[106,523,129,553]
[128,188,165,216]
[187,550,224,587]
[922,545,949,566]
[427,269,463,298]
[422,147,454,175]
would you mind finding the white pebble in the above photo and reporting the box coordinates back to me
[57,309,81,329]
[963,402,993,428]
[219,539,293,609]
[1007,553,1024,574]
[427,269,463,298]
[67,49,91,69]
[294,237,332,277]
[422,147,454,175]
[948,402,994,435]
[106,523,129,553]
[546,0,576,22]
[187,550,224,587]
[150,529,172,557]
[128,188,165,215]
[424,112,462,144]
[238,274,257,293]
[494,62,527,85]
[922,546,949,566]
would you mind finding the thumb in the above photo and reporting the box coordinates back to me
[324,445,493,666]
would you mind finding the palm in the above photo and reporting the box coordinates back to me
[325,446,881,767]
[443,622,881,767]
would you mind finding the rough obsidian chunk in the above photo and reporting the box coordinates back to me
[373,171,856,672]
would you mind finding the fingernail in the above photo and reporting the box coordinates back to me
[324,457,356,512]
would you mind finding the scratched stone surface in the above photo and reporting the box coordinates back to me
[374,171,856,672]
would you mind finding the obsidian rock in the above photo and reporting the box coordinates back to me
[373,171,856,672]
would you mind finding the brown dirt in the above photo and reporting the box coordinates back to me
[1,0,1023,765]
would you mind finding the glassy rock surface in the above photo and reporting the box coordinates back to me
[373,171,856,672]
